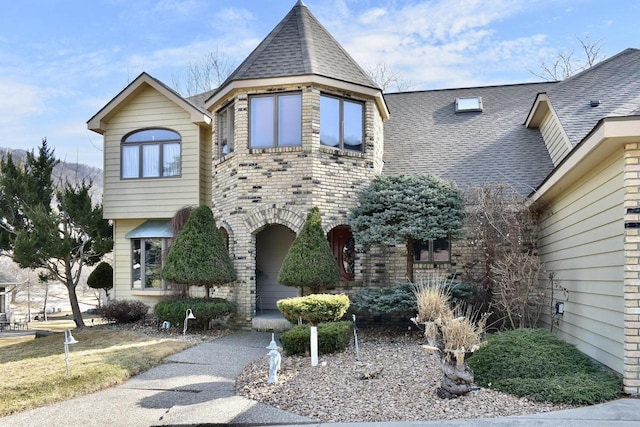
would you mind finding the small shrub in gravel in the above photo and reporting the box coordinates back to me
[468,328,621,404]
[102,299,149,323]
[281,321,352,356]
[277,294,349,324]
[154,298,236,330]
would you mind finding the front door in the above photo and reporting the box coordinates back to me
[256,225,298,311]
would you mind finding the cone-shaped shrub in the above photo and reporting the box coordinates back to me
[278,206,340,293]
[162,205,236,297]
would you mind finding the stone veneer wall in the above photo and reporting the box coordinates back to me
[624,143,640,395]
[210,83,384,327]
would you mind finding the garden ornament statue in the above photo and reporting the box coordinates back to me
[266,333,281,384]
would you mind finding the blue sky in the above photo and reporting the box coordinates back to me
[0,0,637,168]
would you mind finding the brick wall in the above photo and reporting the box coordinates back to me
[624,143,640,395]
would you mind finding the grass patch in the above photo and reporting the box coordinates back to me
[467,329,621,405]
[0,329,191,416]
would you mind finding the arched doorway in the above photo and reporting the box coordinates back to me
[327,226,355,281]
[256,224,298,311]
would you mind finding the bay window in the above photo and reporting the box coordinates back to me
[218,103,234,156]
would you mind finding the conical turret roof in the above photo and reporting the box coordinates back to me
[219,1,378,90]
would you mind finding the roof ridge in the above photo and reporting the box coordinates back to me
[557,47,639,85]
[385,81,556,96]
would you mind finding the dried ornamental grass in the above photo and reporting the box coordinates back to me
[412,274,453,324]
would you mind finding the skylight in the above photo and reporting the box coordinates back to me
[455,97,483,113]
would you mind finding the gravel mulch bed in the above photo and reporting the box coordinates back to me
[236,329,577,423]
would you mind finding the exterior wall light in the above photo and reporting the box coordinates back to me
[555,301,565,315]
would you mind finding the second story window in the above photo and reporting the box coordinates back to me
[320,94,364,152]
[250,93,302,148]
[218,103,234,156]
[121,128,181,179]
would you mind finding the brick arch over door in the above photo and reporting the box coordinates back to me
[244,206,306,235]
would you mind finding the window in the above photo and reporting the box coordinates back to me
[250,93,302,148]
[455,97,483,113]
[121,128,181,178]
[320,94,364,152]
[327,226,356,281]
[218,103,234,156]
[131,238,169,289]
[413,237,451,263]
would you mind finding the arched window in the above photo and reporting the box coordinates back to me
[121,128,181,179]
[327,226,355,281]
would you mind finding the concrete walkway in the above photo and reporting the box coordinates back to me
[3,331,640,426]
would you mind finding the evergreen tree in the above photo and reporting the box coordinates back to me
[87,261,114,300]
[278,206,340,294]
[161,205,236,298]
[350,174,464,280]
[0,139,112,328]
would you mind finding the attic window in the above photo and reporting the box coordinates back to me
[455,97,483,113]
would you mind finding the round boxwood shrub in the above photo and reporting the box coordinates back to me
[154,297,236,330]
[277,294,350,325]
[468,329,621,404]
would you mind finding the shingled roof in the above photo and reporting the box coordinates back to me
[383,82,557,195]
[546,48,640,146]
[217,0,378,90]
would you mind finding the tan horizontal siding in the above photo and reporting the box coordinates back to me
[538,149,624,373]
[540,112,571,167]
[102,86,206,219]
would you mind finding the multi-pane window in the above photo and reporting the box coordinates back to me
[121,128,181,179]
[218,103,234,156]
[249,93,302,148]
[413,238,451,263]
[320,94,364,152]
[131,238,169,289]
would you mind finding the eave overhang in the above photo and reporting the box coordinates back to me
[87,72,211,134]
[529,116,640,206]
[205,74,390,122]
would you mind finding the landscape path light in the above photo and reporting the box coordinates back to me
[183,308,196,336]
[63,329,78,378]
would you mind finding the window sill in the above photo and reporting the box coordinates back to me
[249,146,303,154]
[319,146,366,158]
[131,289,171,297]
[215,152,236,166]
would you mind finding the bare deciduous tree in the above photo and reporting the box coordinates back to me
[530,36,606,81]
[172,48,235,97]
[365,60,413,92]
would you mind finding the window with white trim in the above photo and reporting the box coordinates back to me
[249,93,302,148]
[121,128,181,179]
[320,94,364,152]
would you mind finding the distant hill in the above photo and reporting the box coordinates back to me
[0,147,103,204]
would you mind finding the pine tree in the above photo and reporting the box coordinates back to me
[0,139,112,328]
[278,206,340,294]
[161,205,236,298]
[350,174,464,280]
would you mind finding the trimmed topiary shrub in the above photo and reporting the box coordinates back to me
[102,299,149,323]
[277,294,350,325]
[468,328,621,404]
[87,261,113,299]
[278,206,341,294]
[161,205,236,298]
[281,321,352,356]
[154,297,236,330]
